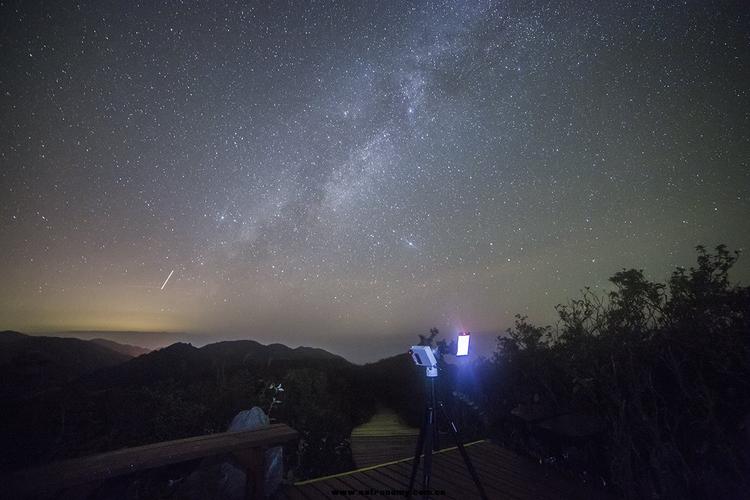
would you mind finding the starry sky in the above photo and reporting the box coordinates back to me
[1,1,748,362]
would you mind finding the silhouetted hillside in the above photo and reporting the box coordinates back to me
[1,338,375,477]
[89,338,150,358]
[200,340,347,365]
[85,340,349,389]
[0,332,132,400]
[83,342,207,388]
[0,330,28,342]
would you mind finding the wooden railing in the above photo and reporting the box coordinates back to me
[6,423,298,499]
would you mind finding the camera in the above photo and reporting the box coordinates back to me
[409,345,438,368]
[410,331,470,378]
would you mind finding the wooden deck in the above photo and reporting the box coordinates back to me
[350,407,419,468]
[276,440,610,499]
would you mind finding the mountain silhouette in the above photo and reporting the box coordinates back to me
[0,330,28,342]
[84,339,349,389]
[1,335,366,473]
[0,331,134,400]
[89,338,150,358]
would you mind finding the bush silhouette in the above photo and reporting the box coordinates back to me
[491,245,750,499]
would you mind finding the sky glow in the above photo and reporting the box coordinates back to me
[1,1,748,361]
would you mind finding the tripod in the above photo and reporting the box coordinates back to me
[407,375,488,499]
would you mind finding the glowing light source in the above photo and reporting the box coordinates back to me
[457,331,470,356]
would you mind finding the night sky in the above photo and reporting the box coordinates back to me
[1,1,748,362]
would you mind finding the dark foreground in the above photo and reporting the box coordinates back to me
[277,440,611,500]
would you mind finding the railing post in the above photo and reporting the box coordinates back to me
[233,447,265,499]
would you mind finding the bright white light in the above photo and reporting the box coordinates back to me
[457,332,470,356]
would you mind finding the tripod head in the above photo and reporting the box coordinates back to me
[409,331,471,378]
[409,345,439,377]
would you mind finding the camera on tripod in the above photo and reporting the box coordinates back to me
[409,331,470,377]
[405,330,487,499]
[408,345,438,367]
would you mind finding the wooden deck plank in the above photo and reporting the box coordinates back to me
[294,482,325,498]
[347,451,471,500]
[296,473,376,499]
[396,456,493,500]
[386,462,466,500]
[319,476,369,498]
[351,435,419,467]
[367,463,411,488]
[281,440,612,500]
[286,483,327,500]
[448,443,555,488]
[340,474,379,497]
[350,407,419,469]
[357,468,406,492]
[464,442,580,497]
[350,408,420,437]
[443,442,607,500]
[365,468,409,492]
[432,450,528,499]
[444,443,570,500]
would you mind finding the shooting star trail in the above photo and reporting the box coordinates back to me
[160,269,175,290]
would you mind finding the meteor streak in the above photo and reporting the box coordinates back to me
[160,269,175,290]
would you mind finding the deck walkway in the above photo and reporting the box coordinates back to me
[276,440,610,499]
[350,407,419,468]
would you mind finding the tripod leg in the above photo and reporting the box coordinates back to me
[422,404,434,497]
[433,417,440,452]
[431,380,440,452]
[407,405,428,498]
[437,401,488,500]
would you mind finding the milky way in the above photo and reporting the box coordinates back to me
[1,1,748,361]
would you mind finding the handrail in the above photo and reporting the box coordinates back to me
[7,423,298,499]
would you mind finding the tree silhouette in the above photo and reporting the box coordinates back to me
[491,245,750,499]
